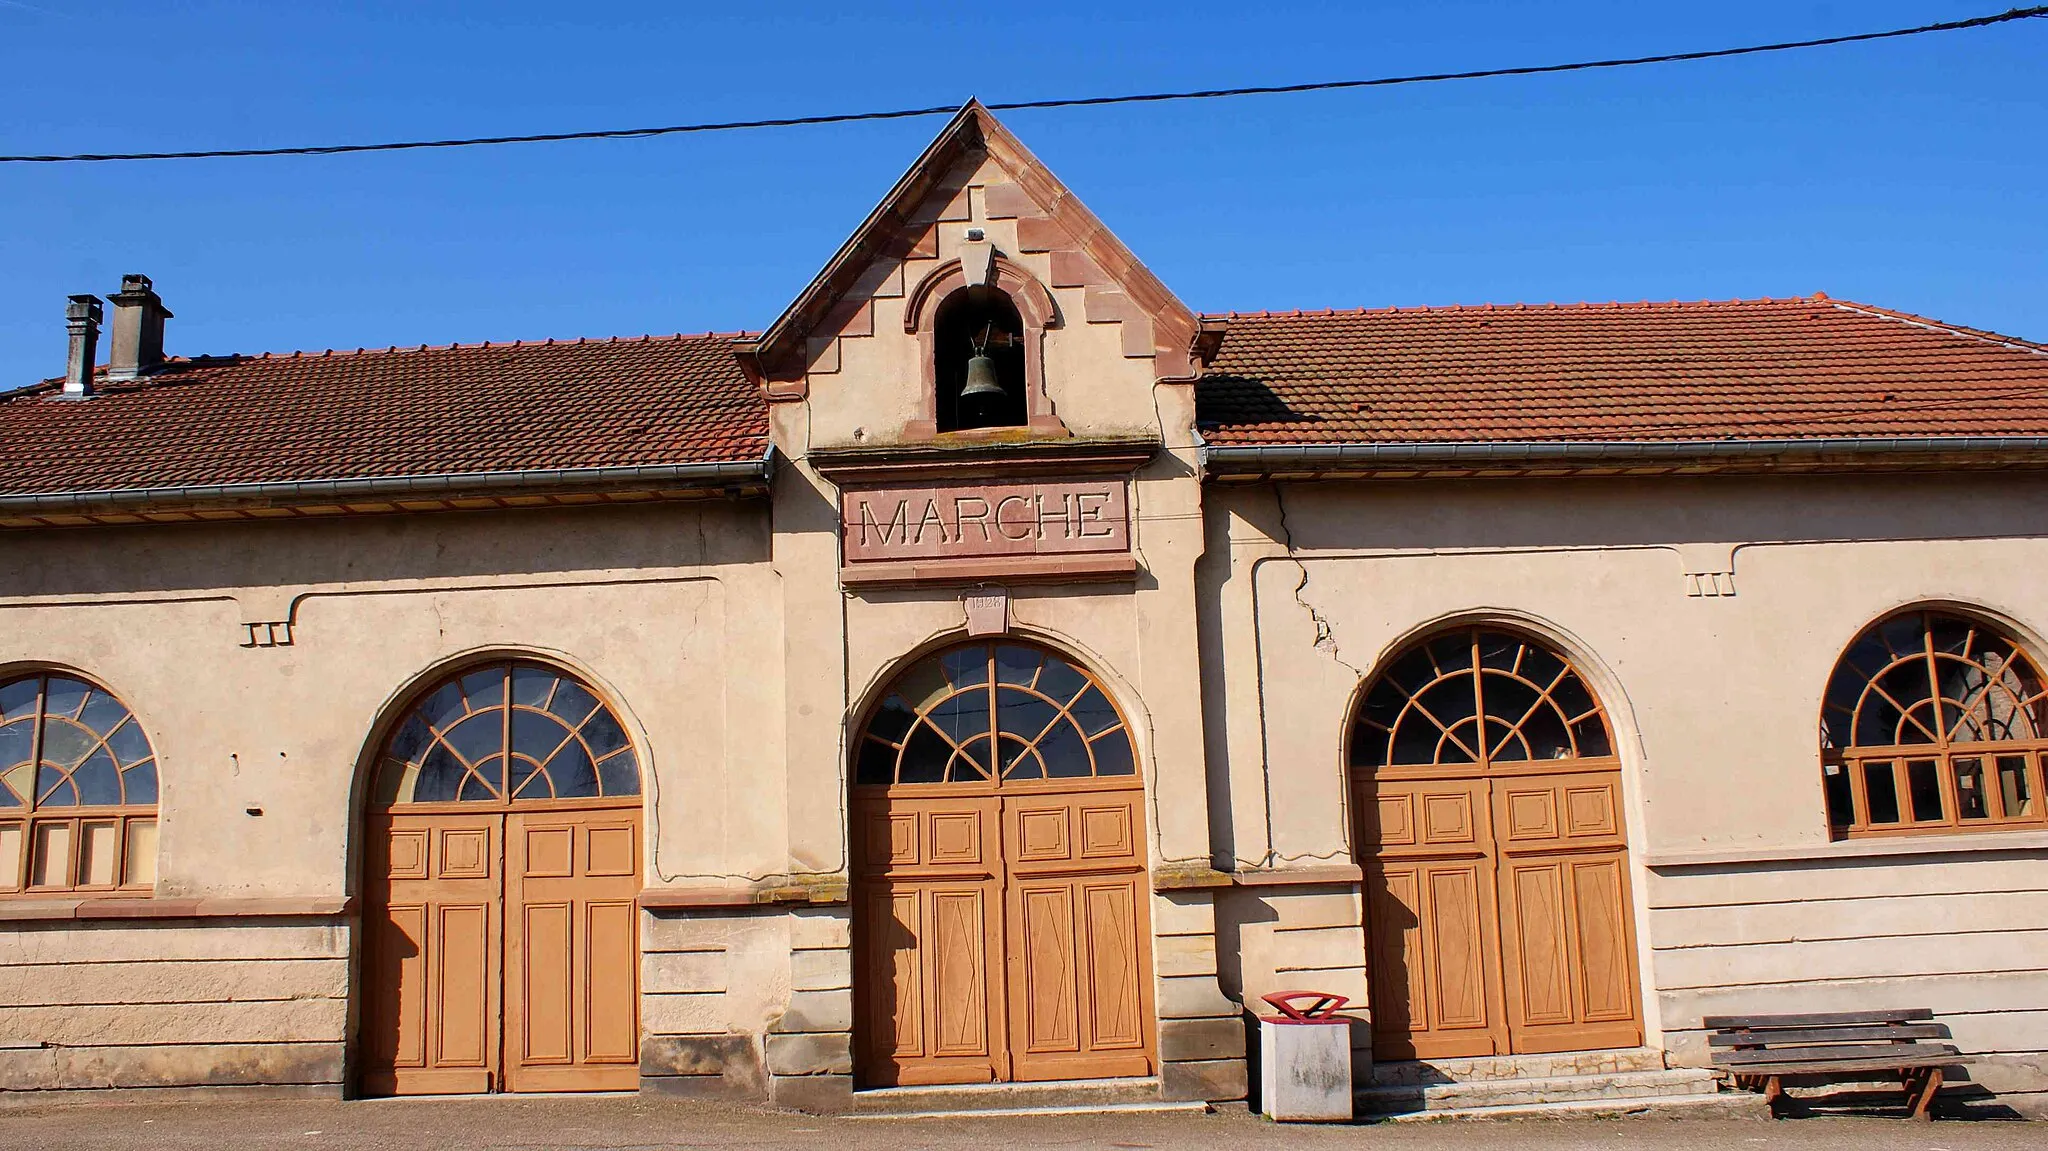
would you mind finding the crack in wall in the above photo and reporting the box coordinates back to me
[1273,485,1365,679]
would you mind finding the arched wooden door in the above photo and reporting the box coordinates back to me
[852,642,1155,1086]
[1350,629,1642,1061]
[362,661,643,1095]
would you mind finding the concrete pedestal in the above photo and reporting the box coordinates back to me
[1258,1018,1352,1122]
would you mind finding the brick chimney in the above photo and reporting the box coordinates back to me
[107,274,172,380]
[64,294,104,397]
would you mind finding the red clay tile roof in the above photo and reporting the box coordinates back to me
[0,333,767,495]
[1196,297,2048,445]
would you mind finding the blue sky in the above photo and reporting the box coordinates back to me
[1,1,2043,386]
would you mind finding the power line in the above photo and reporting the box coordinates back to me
[3,6,2043,164]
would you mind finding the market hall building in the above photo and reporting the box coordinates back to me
[2,104,2045,1116]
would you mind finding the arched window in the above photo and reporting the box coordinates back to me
[934,287,1027,432]
[374,661,641,806]
[855,642,1134,786]
[0,673,158,894]
[1821,609,2046,837]
[1351,628,1614,771]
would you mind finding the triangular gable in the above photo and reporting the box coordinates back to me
[734,101,1203,397]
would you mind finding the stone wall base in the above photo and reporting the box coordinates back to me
[0,1082,342,1108]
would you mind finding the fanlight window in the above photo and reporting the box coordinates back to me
[0,673,158,894]
[856,642,1134,786]
[1820,610,2047,837]
[375,662,640,806]
[1351,629,1613,771]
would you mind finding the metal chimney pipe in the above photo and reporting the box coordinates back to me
[107,274,171,380]
[64,294,103,397]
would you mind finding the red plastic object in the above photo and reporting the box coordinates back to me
[1260,990,1349,1023]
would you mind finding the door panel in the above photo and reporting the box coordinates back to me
[1362,778,1502,1059]
[363,813,501,1095]
[1361,769,1642,1059]
[852,790,1005,1086]
[503,810,641,1092]
[854,783,1154,1086]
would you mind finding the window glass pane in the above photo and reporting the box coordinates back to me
[928,691,990,747]
[1433,725,1479,765]
[416,682,467,731]
[41,678,89,720]
[122,819,157,887]
[1871,665,1938,743]
[1863,762,1901,824]
[37,766,77,807]
[1997,755,2035,818]
[0,719,31,773]
[580,708,629,760]
[866,695,917,747]
[1426,635,1472,677]
[71,749,121,807]
[78,820,118,886]
[1032,720,1090,780]
[105,718,152,768]
[1000,735,1043,781]
[508,758,548,799]
[1906,759,1944,822]
[856,738,899,786]
[1414,677,1479,729]
[1571,716,1613,758]
[1953,758,1989,820]
[1476,633,1520,672]
[947,735,992,781]
[0,679,36,723]
[442,711,505,767]
[994,645,1043,687]
[898,724,951,785]
[122,762,158,806]
[596,749,639,797]
[30,821,72,887]
[1032,658,1088,707]
[75,692,128,738]
[1550,674,1596,722]
[510,665,556,708]
[1066,686,1122,738]
[511,709,572,762]
[459,669,505,710]
[996,688,1057,743]
[1090,728,1136,776]
[546,738,600,799]
[1384,649,1436,695]
[1482,716,1524,761]
[1822,763,1853,827]
[456,770,498,802]
[38,720,92,770]
[546,680,600,727]
[0,822,19,889]
[941,646,989,689]
[412,745,466,803]
[1385,711,1440,765]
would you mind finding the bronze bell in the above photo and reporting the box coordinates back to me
[959,352,1004,399]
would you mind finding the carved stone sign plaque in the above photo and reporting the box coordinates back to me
[838,478,1134,585]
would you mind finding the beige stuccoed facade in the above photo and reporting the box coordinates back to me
[1,104,2045,1114]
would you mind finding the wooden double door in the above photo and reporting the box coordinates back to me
[1359,765,1642,1060]
[363,802,641,1094]
[853,779,1156,1086]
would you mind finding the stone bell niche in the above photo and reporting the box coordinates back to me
[933,285,1026,431]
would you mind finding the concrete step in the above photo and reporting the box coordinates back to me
[1369,1047,1668,1086]
[1358,1068,1722,1115]
[1372,1091,1767,1123]
[847,1076,1164,1116]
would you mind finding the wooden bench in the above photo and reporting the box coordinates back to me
[1706,1009,1967,1120]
